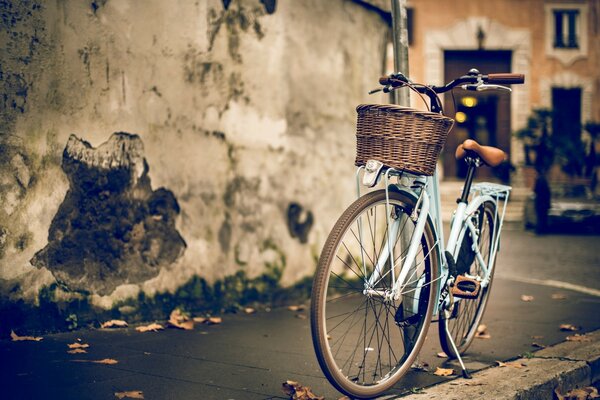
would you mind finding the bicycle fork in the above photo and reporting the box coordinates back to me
[364,189,430,308]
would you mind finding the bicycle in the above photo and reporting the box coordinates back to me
[310,69,525,399]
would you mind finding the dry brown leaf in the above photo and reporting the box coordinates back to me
[193,317,207,323]
[560,324,579,332]
[475,324,491,339]
[288,305,306,312]
[101,320,128,329]
[464,381,485,386]
[433,367,455,376]
[68,342,89,349]
[532,342,546,349]
[168,309,194,330]
[207,317,222,325]
[72,358,119,365]
[10,330,43,342]
[244,307,256,314]
[552,293,568,300]
[68,348,87,354]
[136,323,164,333]
[556,386,600,400]
[566,334,591,342]
[496,361,525,368]
[436,351,448,358]
[520,295,534,302]
[282,380,324,400]
[115,390,144,399]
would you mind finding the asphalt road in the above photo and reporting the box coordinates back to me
[1,229,598,399]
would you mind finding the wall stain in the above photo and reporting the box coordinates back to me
[31,133,186,295]
[207,1,266,62]
[286,202,314,244]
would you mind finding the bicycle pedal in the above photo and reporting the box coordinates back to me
[451,275,481,299]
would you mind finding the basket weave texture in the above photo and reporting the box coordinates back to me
[355,104,454,176]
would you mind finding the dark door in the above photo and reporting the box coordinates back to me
[443,50,512,182]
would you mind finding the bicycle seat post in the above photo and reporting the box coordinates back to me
[458,153,481,204]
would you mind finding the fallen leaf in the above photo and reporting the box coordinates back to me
[433,367,455,376]
[288,305,306,312]
[475,324,491,339]
[411,360,429,371]
[566,334,591,342]
[244,307,256,314]
[295,314,307,320]
[168,309,194,330]
[556,386,600,400]
[207,317,222,325]
[560,324,579,332]
[532,342,546,349]
[101,320,128,329]
[72,358,119,365]
[520,295,534,302]
[496,361,525,368]
[10,330,43,342]
[552,293,568,300]
[67,348,87,354]
[193,317,207,323]
[68,342,89,349]
[282,380,324,400]
[436,351,448,358]
[115,390,144,399]
[135,323,164,333]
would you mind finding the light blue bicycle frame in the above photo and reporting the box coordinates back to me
[356,165,511,317]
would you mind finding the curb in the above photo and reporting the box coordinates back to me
[399,329,600,400]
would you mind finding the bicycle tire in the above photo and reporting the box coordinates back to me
[311,190,439,399]
[439,200,497,357]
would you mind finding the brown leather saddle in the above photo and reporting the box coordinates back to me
[455,139,507,167]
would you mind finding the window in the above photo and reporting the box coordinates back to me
[552,87,582,140]
[544,3,588,65]
[553,9,579,48]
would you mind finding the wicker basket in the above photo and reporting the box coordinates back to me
[355,104,454,176]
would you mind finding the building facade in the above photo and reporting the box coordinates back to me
[402,0,600,182]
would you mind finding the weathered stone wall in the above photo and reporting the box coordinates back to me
[0,0,389,327]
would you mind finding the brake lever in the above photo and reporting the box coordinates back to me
[460,84,512,92]
[368,85,396,95]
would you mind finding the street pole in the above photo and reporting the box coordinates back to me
[390,0,410,107]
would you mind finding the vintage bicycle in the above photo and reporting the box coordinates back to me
[310,69,525,399]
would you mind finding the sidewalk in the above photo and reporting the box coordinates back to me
[1,307,600,400]
[1,230,599,400]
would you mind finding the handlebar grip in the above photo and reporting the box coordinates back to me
[487,73,525,84]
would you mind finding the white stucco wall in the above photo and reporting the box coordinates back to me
[0,0,389,309]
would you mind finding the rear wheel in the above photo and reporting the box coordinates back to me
[311,190,439,399]
[439,200,496,357]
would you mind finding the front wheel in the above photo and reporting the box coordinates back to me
[311,190,439,399]
[439,200,497,357]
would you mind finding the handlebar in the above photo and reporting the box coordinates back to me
[487,73,525,84]
[377,69,524,95]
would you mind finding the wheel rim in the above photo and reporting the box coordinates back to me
[445,204,495,352]
[318,196,435,392]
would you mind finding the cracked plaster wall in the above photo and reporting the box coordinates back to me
[0,0,389,310]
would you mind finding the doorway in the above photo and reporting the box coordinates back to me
[443,50,512,182]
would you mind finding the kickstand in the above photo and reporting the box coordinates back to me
[445,331,472,379]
